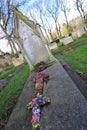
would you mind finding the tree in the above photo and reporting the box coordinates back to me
[27,3,52,42]
[60,0,71,34]
[43,13,54,41]
[47,0,62,39]
[70,16,83,31]
[75,0,87,30]
[0,0,27,55]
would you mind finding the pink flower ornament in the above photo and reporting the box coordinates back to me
[32,98,37,105]
[31,114,38,123]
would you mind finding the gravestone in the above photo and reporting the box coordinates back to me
[0,57,9,67]
[60,36,73,45]
[72,27,85,39]
[77,27,85,37]
[48,42,58,50]
[12,57,23,66]
[4,54,12,65]
[12,7,56,70]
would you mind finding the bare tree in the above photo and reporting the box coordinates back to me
[28,8,51,42]
[60,0,71,34]
[47,0,62,39]
[0,0,27,55]
[27,3,53,42]
[75,0,87,30]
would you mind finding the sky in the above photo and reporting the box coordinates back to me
[18,0,39,14]
[0,0,87,53]
[26,0,81,33]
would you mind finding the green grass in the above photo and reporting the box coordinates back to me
[51,34,87,54]
[0,63,28,80]
[69,37,87,47]
[52,35,87,53]
[0,64,29,121]
[0,65,18,80]
[55,44,87,76]
[57,42,64,50]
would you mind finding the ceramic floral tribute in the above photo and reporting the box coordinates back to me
[27,71,50,130]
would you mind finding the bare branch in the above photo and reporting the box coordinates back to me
[0,0,28,55]
[75,0,87,30]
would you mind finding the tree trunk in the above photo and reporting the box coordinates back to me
[0,24,15,55]
[11,39,18,54]
[55,21,62,40]
[7,38,15,55]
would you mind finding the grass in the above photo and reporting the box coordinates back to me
[68,37,87,47]
[0,64,29,121]
[55,44,87,77]
[51,35,87,54]
[58,37,87,49]
[0,65,18,80]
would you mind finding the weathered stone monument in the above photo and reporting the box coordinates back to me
[12,57,23,66]
[60,36,73,45]
[12,7,56,70]
[72,27,85,39]
[4,53,12,65]
[48,42,58,50]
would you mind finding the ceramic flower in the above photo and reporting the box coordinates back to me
[35,82,42,90]
[35,72,43,80]
[36,96,44,106]
[44,97,51,104]
[31,114,38,123]
[32,98,37,105]
[32,106,40,114]
[32,122,40,129]
[36,93,43,98]
[27,102,33,109]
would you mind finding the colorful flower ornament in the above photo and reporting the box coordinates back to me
[27,98,37,109]
[36,93,43,98]
[36,96,44,106]
[31,114,38,123]
[32,98,37,105]
[32,122,40,130]
[35,83,42,92]
[32,106,40,114]
[32,72,49,84]
[27,66,50,130]
[27,102,33,109]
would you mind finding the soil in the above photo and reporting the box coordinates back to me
[78,74,87,83]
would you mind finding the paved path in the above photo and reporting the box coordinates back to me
[5,61,87,130]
